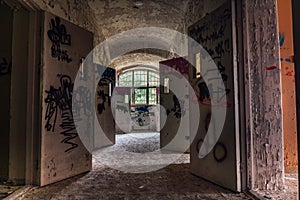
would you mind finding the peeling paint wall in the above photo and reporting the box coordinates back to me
[277,0,298,174]
[242,0,284,191]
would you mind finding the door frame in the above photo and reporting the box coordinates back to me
[231,0,243,192]
[24,9,42,185]
[6,0,42,185]
[234,0,247,192]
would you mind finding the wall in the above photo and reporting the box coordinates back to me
[0,3,13,181]
[242,0,284,191]
[277,0,298,174]
[184,0,227,30]
[131,105,158,132]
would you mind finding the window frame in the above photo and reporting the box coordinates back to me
[118,69,159,106]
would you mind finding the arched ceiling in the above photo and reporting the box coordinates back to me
[88,0,190,39]
[111,52,167,72]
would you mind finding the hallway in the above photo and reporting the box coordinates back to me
[0,0,299,199]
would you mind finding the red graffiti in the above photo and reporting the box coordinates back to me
[286,71,294,77]
[266,66,277,71]
[192,96,232,108]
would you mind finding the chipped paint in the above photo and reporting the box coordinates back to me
[242,0,284,191]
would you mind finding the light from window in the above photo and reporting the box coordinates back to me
[134,88,147,104]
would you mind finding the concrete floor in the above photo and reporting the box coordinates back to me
[4,133,298,199]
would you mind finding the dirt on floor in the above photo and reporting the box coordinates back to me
[3,133,299,200]
[255,174,298,200]
[7,164,252,200]
[0,182,21,200]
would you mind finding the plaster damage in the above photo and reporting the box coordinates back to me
[242,0,284,191]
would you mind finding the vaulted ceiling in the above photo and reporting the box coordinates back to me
[88,0,190,39]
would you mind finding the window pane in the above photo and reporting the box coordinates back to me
[134,70,147,87]
[149,88,157,105]
[119,71,133,87]
[149,71,159,87]
[134,88,147,104]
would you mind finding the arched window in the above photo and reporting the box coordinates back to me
[118,69,159,105]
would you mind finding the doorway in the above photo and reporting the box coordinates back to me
[0,1,33,185]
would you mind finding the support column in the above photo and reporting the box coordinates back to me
[241,0,284,191]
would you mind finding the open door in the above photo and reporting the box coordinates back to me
[94,66,116,148]
[159,57,191,152]
[40,13,93,186]
[114,87,132,133]
[188,1,241,191]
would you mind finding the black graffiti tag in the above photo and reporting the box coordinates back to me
[44,75,78,152]
[97,90,108,114]
[0,58,12,76]
[47,17,72,63]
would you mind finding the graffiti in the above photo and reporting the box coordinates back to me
[170,95,185,119]
[96,67,115,114]
[196,139,227,163]
[215,39,231,57]
[116,104,129,113]
[135,105,149,114]
[47,17,72,63]
[213,142,227,162]
[266,66,278,71]
[160,58,190,78]
[0,58,12,76]
[189,9,231,46]
[44,75,78,152]
[284,66,294,77]
[279,32,294,64]
[279,32,285,47]
[131,106,151,127]
[73,86,92,116]
[281,57,293,63]
[198,82,210,102]
[97,90,108,114]
[189,6,232,108]
[204,113,211,132]
[193,80,231,108]
[96,65,115,86]
[47,158,57,178]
